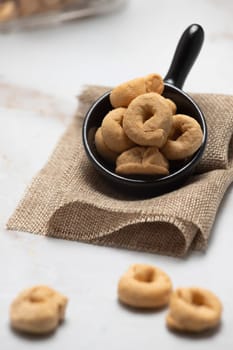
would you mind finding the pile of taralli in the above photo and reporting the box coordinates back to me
[95,73,204,177]
[9,263,222,336]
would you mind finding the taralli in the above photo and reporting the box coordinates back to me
[18,0,41,16]
[118,264,172,308]
[166,287,222,333]
[101,108,135,153]
[42,0,63,9]
[10,285,68,334]
[0,0,74,19]
[116,146,169,176]
[166,98,177,114]
[161,114,203,160]
[94,127,118,163]
[123,92,173,147]
[110,74,164,108]
[0,1,17,21]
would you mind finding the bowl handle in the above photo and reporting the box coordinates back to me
[164,24,204,89]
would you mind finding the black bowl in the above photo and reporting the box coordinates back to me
[82,24,207,197]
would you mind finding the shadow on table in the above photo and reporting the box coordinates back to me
[10,320,67,341]
[117,299,167,315]
[166,322,222,339]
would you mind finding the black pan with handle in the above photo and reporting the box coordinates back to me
[82,24,207,197]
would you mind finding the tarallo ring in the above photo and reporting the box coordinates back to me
[101,107,135,153]
[161,114,203,160]
[166,287,222,332]
[118,264,172,308]
[10,285,68,334]
[110,73,164,108]
[115,146,169,176]
[123,93,173,147]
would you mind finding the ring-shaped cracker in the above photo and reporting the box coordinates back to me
[94,127,118,163]
[161,114,203,160]
[110,73,164,108]
[166,287,222,332]
[123,92,173,147]
[10,285,68,334]
[115,146,169,176]
[166,98,177,114]
[101,108,135,153]
[0,1,17,22]
[118,264,172,308]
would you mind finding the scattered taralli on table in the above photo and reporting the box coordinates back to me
[117,264,173,308]
[166,287,222,333]
[7,270,223,338]
[94,74,204,177]
[10,285,68,335]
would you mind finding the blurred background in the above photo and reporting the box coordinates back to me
[0,0,232,100]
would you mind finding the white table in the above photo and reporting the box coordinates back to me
[1,1,233,349]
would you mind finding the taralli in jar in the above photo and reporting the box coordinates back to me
[0,0,75,20]
[94,127,118,163]
[118,264,172,308]
[101,108,135,153]
[115,146,169,176]
[166,287,222,333]
[161,114,203,160]
[0,1,17,21]
[110,73,164,108]
[18,0,41,16]
[10,285,68,334]
[123,93,173,147]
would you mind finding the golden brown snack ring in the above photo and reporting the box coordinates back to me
[161,114,203,160]
[166,98,177,114]
[101,108,135,153]
[110,73,164,108]
[116,146,169,176]
[0,1,17,22]
[94,127,119,163]
[10,285,68,334]
[118,264,172,308]
[123,92,173,147]
[166,287,222,333]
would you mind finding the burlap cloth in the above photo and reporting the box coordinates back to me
[7,86,233,257]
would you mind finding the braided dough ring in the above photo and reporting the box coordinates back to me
[95,127,118,163]
[116,146,169,176]
[162,114,203,160]
[123,92,173,147]
[118,264,172,308]
[110,73,164,108]
[166,287,222,333]
[101,108,135,153]
[10,285,68,334]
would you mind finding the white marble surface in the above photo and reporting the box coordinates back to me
[0,0,233,349]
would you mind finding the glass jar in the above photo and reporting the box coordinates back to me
[0,0,127,30]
